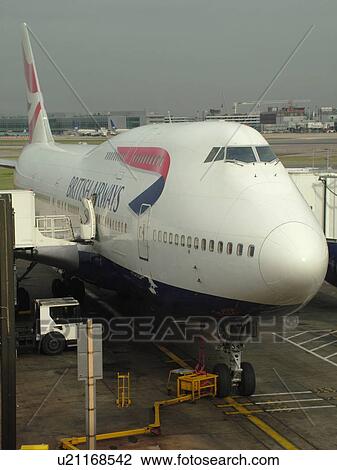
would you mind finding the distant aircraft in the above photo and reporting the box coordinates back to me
[108,118,128,135]
[0,24,328,396]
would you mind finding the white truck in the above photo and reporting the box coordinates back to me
[16,297,85,355]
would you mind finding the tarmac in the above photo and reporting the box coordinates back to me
[9,260,337,450]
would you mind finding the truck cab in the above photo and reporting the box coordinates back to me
[16,297,85,355]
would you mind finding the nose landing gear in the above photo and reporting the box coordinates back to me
[213,317,257,397]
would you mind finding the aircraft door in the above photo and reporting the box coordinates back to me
[137,204,151,261]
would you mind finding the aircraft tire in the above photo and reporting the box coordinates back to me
[51,278,68,298]
[17,287,30,311]
[213,363,232,397]
[70,277,85,303]
[238,362,256,396]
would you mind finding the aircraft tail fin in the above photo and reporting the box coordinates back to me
[21,23,53,144]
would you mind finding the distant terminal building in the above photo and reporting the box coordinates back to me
[319,107,337,130]
[0,110,146,135]
[261,105,310,132]
[146,113,195,124]
[203,108,260,129]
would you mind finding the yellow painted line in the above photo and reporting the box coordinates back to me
[225,410,265,415]
[217,402,254,408]
[157,344,298,450]
[225,397,298,450]
[156,344,191,369]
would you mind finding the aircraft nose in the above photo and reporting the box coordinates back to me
[259,222,328,305]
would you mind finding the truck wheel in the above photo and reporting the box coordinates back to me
[17,287,30,310]
[41,332,65,355]
[70,277,85,303]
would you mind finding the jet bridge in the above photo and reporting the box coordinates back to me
[0,190,96,272]
[289,169,337,239]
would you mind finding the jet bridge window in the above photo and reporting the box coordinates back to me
[226,147,256,163]
[256,146,277,162]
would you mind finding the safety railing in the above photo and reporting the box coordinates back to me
[35,215,74,240]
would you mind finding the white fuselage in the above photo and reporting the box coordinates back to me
[14,121,328,316]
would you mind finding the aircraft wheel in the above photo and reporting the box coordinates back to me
[17,287,30,310]
[41,332,65,355]
[70,277,85,303]
[51,278,68,298]
[213,363,232,398]
[238,362,256,396]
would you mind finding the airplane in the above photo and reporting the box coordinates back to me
[0,23,329,397]
[108,118,129,135]
[76,128,104,137]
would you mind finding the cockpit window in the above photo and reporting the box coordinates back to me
[205,147,220,162]
[256,146,277,162]
[226,147,256,163]
[214,147,225,161]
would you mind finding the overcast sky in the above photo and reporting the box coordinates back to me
[0,0,336,116]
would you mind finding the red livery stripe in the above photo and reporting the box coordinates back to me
[117,146,170,181]
[23,48,39,93]
[28,102,41,141]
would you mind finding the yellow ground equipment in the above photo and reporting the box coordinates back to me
[60,371,217,450]
[116,372,132,408]
[177,372,217,400]
[20,444,49,450]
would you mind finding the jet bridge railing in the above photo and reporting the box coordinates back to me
[35,215,74,240]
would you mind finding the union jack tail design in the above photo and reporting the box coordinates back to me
[21,23,53,144]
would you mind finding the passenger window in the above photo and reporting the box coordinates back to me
[163,232,167,243]
[194,237,199,249]
[181,235,185,247]
[125,223,127,232]
[227,242,233,255]
[201,238,206,251]
[237,243,243,256]
[226,147,256,163]
[217,241,223,253]
[248,245,255,257]
[187,236,192,248]
[175,234,179,245]
[204,147,220,163]
[158,230,162,242]
[209,240,214,252]
[153,230,157,241]
[169,233,173,244]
